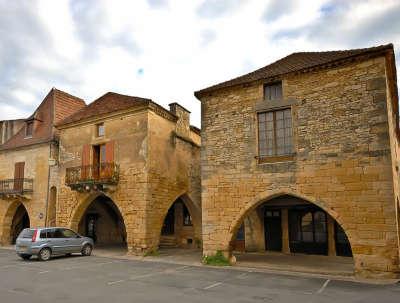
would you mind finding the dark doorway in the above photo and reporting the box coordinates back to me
[264,209,282,251]
[335,222,352,257]
[162,205,175,235]
[289,208,328,255]
[78,196,126,247]
[11,204,30,244]
[85,214,99,243]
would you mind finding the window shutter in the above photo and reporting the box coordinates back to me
[105,141,114,163]
[14,162,25,191]
[82,145,91,166]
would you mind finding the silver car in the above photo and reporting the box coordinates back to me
[15,227,94,261]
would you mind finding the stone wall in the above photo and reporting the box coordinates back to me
[57,110,149,253]
[146,110,201,250]
[0,144,51,244]
[199,55,400,278]
[57,106,201,253]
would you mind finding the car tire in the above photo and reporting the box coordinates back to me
[81,244,92,256]
[19,254,31,260]
[38,248,52,261]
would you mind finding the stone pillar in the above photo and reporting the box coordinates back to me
[327,215,336,256]
[281,209,290,254]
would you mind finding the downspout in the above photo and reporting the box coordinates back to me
[44,143,52,227]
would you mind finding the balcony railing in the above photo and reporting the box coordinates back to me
[65,163,119,190]
[0,178,33,196]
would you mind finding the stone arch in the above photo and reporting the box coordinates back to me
[47,186,57,227]
[0,200,30,245]
[155,191,201,248]
[68,193,128,231]
[227,188,353,256]
[68,192,128,247]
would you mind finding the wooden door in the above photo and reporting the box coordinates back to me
[264,209,282,251]
[13,162,25,192]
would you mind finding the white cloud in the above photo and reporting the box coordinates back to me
[0,0,399,127]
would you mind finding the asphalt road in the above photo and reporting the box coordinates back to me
[0,249,399,303]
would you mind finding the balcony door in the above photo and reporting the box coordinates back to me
[13,162,25,192]
[92,144,106,180]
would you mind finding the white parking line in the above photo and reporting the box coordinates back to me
[107,279,125,285]
[38,270,50,274]
[236,273,248,279]
[203,282,222,290]
[316,279,330,294]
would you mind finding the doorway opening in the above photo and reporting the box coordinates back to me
[10,203,30,244]
[160,198,196,248]
[78,195,126,250]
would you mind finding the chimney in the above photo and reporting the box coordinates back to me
[169,103,190,139]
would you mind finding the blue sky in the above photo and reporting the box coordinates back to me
[0,0,399,127]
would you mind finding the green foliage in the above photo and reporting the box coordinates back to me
[202,250,230,266]
[144,248,160,257]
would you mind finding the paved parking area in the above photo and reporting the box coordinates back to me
[0,248,399,303]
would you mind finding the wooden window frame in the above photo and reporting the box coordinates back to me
[264,81,283,101]
[96,123,105,137]
[257,108,294,163]
[183,204,192,226]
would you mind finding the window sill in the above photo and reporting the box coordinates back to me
[256,154,295,164]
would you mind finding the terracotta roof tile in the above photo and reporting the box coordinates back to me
[0,88,84,150]
[195,44,394,97]
[57,92,152,126]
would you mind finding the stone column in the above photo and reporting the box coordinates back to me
[281,209,290,254]
[327,215,336,256]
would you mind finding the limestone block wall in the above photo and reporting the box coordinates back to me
[200,55,399,278]
[0,144,51,244]
[57,111,149,252]
[146,111,201,249]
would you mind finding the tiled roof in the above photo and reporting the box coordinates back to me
[0,88,85,151]
[195,44,394,97]
[57,92,152,126]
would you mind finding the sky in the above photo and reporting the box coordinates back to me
[0,0,399,127]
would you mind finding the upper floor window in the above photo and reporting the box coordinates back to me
[25,121,33,137]
[96,123,105,137]
[264,82,282,101]
[258,108,292,157]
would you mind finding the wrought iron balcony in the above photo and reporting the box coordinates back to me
[0,178,33,196]
[65,163,119,191]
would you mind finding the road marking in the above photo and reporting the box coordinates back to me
[204,282,222,290]
[316,279,330,294]
[38,270,50,274]
[107,279,125,285]
[236,273,248,279]
[175,265,190,270]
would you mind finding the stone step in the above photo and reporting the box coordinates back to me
[159,236,178,247]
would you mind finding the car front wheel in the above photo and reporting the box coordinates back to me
[19,254,31,260]
[38,248,52,261]
[81,244,92,256]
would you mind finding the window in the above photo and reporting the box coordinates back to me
[183,204,192,226]
[264,82,282,101]
[96,123,105,137]
[61,229,79,238]
[258,109,292,157]
[25,121,33,137]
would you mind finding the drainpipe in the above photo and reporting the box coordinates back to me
[44,142,52,227]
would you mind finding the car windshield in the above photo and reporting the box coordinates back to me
[19,229,34,239]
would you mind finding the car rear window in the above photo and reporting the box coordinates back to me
[19,229,35,239]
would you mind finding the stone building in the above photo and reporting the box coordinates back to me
[195,44,400,279]
[0,88,85,244]
[56,92,201,253]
